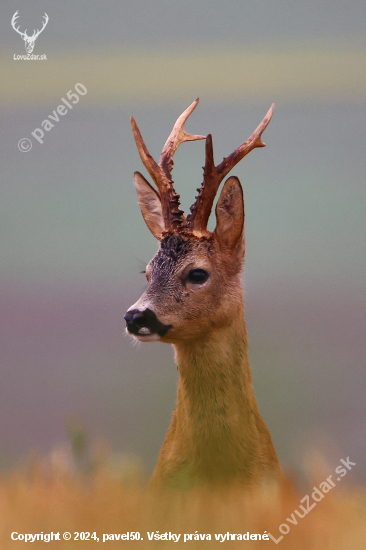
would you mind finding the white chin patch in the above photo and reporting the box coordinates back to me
[138,327,151,335]
[135,332,161,342]
[125,327,161,342]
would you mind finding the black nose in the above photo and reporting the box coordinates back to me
[124,310,150,330]
[124,308,172,337]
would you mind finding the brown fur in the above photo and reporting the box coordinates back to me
[127,176,281,490]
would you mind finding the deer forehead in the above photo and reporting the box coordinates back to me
[146,235,216,279]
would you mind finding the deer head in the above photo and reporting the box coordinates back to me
[124,99,273,344]
[11,11,49,54]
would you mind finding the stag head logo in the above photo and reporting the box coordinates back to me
[11,10,49,54]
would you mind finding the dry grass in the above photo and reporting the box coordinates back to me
[0,446,365,549]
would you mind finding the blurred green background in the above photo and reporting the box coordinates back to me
[0,0,365,480]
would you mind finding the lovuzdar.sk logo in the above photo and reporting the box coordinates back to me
[11,10,48,60]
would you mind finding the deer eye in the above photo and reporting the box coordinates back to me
[187,269,209,284]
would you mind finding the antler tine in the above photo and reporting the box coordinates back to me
[11,11,26,37]
[131,114,185,232]
[131,115,161,187]
[33,13,49,39]
[159,98,206,177]
[11,10,19,26]
[186,134,218,230]
[216,103,274,180]
[187,104,274,232]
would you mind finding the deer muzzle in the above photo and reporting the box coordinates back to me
[124,308,172,340]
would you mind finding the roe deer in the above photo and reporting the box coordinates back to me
[124,99,281,490]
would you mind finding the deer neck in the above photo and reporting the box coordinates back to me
[174,302,258,436]
[151,298,278,489]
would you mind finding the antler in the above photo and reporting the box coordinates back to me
[32,13,49,39]
[131,99,205,231]
[11,11,26,39]
[11,11,49,40]
[187,104,274,232]
[131,100,274,234]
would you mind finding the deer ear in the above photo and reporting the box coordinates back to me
[133,172,164,240]
[213,176,245,252]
